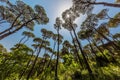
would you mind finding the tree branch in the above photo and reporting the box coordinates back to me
[0,18,37,40]
[0,13,22,35]
[90,2,120,8]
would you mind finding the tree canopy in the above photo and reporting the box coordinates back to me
[0,0,120,80]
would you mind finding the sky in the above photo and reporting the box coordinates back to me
[0,0,73,51]
[0,0,120,52]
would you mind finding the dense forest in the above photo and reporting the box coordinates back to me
[0,0,120,80]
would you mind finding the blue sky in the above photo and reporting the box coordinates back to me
[0,0,73,51]
[0,0,120,52]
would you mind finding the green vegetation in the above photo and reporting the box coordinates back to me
[0,44,120,80]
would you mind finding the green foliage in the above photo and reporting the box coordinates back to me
[0,43,120,80]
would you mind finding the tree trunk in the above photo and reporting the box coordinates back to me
[55,29,60,80]
[87,38,97,57]
[26,41,43,80]
[87,26,120,50]
[23,37,29,44]
[91,39,109,62]
[71,25,92,74]
[41,41,56,79]
[37,42,48,77]
[70,31,84,69]
[19,47,37,79]
[94,27,120,50]
[101,40,117,62]
[15,36,26,49]
[87,38,97,61]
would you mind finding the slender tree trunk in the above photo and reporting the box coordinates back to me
[101,40,117,62]
[71,25,92,74]
[86,26,120,50]
[37,44,48,77]
[109,33,120,43]
[55,29,59,80]
[19,47,37,79]
[91,39,109,62]
[70,31,84,68]
[18,36,26,45]
[93,27,120,50]
[37,58,47,78]
[15,36,26,49]
[45,41,56,69]
[87,38,97,61]
[41,41,56,79]
[26,41,43,80]
[47,41,56,68]
[71,26,96,80]
[87,38,97,57]
[23,37,29,44]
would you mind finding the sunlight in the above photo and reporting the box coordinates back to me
[0,0,120,80]
[55,0,72,17]
[66,14,70,18]
[52,0,72,35]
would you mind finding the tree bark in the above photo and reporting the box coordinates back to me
[70,31,84,69]
[26,41,43,80]
[91,39,109,62]
[101,40,116,62]
[19,47,37,79]
[55,29,60,80]
[41,41,56,79]
[87,38,97,61]
[89,2,120,8]
[91,26,120,50]
[71,25,92,74]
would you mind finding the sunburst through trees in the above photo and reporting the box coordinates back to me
[0,0,120,80]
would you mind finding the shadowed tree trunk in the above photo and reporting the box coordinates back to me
[41,41,56,79]
[54,17,62,80]
[71,25,92,74]
[87,38,97,61]
[93,27,120,50]
[70,31,84,69]
[19,47,37,79]
[100,40,117,62]
[91,38,109,62]
[27,41,44,80]
[47,41,56,68]
[55,28,60,80]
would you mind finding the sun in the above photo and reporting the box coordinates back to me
[55,0,72,17]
